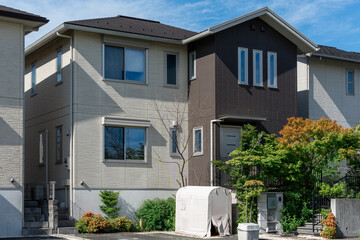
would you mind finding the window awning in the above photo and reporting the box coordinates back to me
[219,115,267,122]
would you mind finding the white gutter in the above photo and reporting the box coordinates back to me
[210,119,223,186]
[182,29,211,44]
[56,32,74,218]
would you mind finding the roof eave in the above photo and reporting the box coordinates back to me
[310,53,360,64]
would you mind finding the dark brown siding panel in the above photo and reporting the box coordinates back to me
[215,17,297,134]
[188,36,216,186]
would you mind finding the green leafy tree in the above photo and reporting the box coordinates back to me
[243,180,266,223]
[99,190,120,219]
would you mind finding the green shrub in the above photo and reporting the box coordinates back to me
[280,192,312,233]
[75,212,136,233]
[99,190,120,219]
[136,197,175,231]
[319,183,346,198]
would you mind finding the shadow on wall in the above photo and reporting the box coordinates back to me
[0,190,22,237]
[118,197,137,222]
[0,117,21,146]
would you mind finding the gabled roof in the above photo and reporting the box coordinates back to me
[0,5,48,33]
[183,7,318,54]
[310,45,360,63]
[66,15,196,41]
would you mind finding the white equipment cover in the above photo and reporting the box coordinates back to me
[175,186,232,237]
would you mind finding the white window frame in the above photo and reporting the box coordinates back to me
[238,47,248,85]
[164,52,179,87]
[267,52,277,88]
[38,130,48,166]
[170,128,179,157]
[56,48,62,84]
[55,125,63,164]
[102,117,150,163]
[189,51,196,80]
[102,43,148,84]
[346,69,355,96]
[253,49,263,87]
[193,126,203,156]
[31,63,36,95]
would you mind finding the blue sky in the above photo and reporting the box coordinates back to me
[2,0,360,51]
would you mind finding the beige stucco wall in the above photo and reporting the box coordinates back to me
[72,30,188,191]
[24,37,71,197]
[307,58,360,128]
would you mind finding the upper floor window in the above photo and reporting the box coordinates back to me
[267,52,277,88]
[189,51,196,80]
[165,53,178,86]
[193,126,203,156]
[347,70,354,95]
[104,45,146,83]
[31,63,36,95]
[56,49,62,83]
[253,49,263,86]
[238,47,248,85]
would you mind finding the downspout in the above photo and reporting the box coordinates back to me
[56,32,73,218]
[210,119,223,186]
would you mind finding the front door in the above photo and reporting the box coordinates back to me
[220,126,242,160]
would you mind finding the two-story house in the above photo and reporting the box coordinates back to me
[0,5,47,237]
[24,7,318,231]
[298,45,360,128]
[185,8,318,186]
[24,15,195,226]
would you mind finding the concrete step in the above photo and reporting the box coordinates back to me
[58,214,69,220]
[22,228,52,236]
[24,214,45,222]
[58,219,75,227]
[58,207,69,214]
[24,221,49,229]
[57,227,78,234]
[297,226,322,235]
[24,207,42,214]
[24,201,38,208]
[305,222,322,227]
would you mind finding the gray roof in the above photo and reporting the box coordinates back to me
[312,45,360,63]
[66,15,197,40]
[0,5,48,23]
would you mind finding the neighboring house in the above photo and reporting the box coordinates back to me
[298,45,360,128]
[0,5,48,237]
[24,15,195,222]
[185,8,318,186]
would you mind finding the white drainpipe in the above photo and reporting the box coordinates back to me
[56,32,73,218]
[210,119,223,186]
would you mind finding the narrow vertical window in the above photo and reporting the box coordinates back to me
[347,70,354,95]
[253,50,263,86]
[267,52,277,88]
[56,49,62,83]
[39,131,47,166]
[170,129,178,155]
[189,51,196,80]
[238,47,248,85]
[31,63,36,94]
[193,127,203,156]
[166,53,177,86]
[56,126,63,163]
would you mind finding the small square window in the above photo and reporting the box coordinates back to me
[193,126,203,156]
[189,51,196,80]
[347,70,354,95]
[253,49,263,87]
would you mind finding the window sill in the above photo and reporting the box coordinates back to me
[193,152,203,157]
[268,86,277,89]
[103,159,147,164]
[238,82,248,86]
[189,77,196,81]
[164,84,179,89]
[254,85,264,88]
[55,161,63,165]
[31,92,37,97]
[55,81,63,86]
[103,78,147,85]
